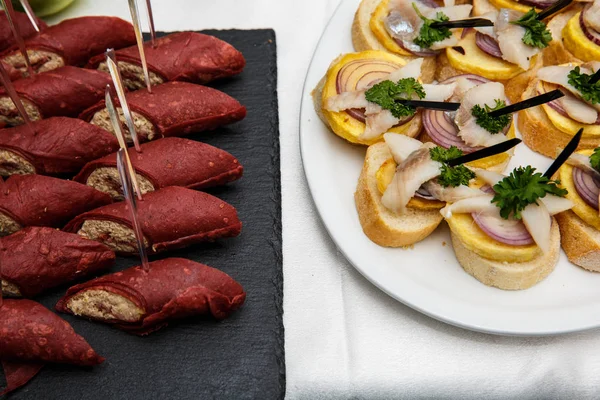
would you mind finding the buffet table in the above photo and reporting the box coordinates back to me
[46,0,600,398]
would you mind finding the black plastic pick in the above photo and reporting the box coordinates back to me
[431,18,495,29]
[396,99,461,111]
[544,128,583,178]
[487,89,564,118]
[537,0,573,21]
[446,138,522,167]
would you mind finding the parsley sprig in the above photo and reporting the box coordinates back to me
[491,166,567,220]
[472,99,512,134]
[365,78,426,118]
[412,3,452,49]
[510,9,552,49]
[429,146,476,187]
[568,67,600,105]
[590,147,600,173]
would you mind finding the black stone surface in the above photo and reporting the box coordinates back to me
[2,29,284,400]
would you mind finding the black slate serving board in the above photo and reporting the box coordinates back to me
[2,29,284,400]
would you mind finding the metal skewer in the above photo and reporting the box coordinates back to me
[18,0,40,32]
[105,86,142,200]
[128,0,153,93]
[105,49,143,152]
[116,148,150,271]
[0,0,35,77]
[0,61,35,135]
[145,0,157,48]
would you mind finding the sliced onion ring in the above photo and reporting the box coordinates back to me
[415,187,436,200]
[581,5,600,47]
[472,212,535,246]
[475,32,503,59]
[573,167,600,210]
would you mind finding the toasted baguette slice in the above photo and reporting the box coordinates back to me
[450,218,560,290]
[556,210,600,272]
[543,8,581,66]
[355,142,443,247]
[518,79,598,158]
[352,0,437,82]
[312,74,423,146]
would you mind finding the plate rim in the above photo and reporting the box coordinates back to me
[298,0,600,337]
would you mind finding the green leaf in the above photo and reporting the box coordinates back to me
[412,3,453,49]
[491,166,568,220]
[510,9,552,49]
[429,146,475,187]
[590,147,600,173]
[364,78,426,118]
[471,99,512,134]
[568,66,600,105]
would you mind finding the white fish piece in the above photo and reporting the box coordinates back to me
[537,65,600,111]
[566,152,600,179]
[422,180,485,202]
[539,195,574,215]
[455,82,509,147]
[439,194,497,219]
[362,109,400,140]
[584,0,600,32]
[474,168,505,187]
[559,95,598,124]
[382,143,442,214]
[496,9,540,70]
[324,90,368,112]
[422,82,458,101]
[444,0,455,6]
[423,4,472,21]
[387,58,424,82]
[429,35,460,51]
[474,11,499,39]
[384,133,423,163]
[452,77,481,100]
[365,101,383,116]
[521,202,551,254]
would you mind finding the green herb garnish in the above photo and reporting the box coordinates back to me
[510,9,552,49]
[568,67,600,105]
[429,146,476,187]
[412,3,452,49]
[471,99,512,134]
[365,78,426,118]
[492,166,567,219]
[590,147,600,173]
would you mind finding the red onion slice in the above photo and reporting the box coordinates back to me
[517,0,557,9]
[573,167,600,210]
[475,32,503,59]
[415,187,436,200]
[580,5,600,47]
[472,212,535,246]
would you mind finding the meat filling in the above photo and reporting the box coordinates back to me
[97,61,165,91]
[86,167,155,200]
[1,279,22,297]
[2,50,65,76]
[0,96,41,126]
[0,212,22,237]
[66,289,145,323]
[90,108,157,143]
[78,220,149,254]
[0,149,35,176]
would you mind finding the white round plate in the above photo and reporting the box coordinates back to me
[299,0,600,336]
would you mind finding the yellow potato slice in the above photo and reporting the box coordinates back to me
[369,0,414,56]
[562,12,600,62]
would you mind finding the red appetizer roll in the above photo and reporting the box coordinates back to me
[80,81,246,143]
[0,10,47,52]
[0,174,112,237]
[56,258,246,335]
[74,137,243,200]
[0,299,104,395]
[64,186,241,254]
[0,66,111,127]
[0,117,119,177]
[0,227,115,297]
[1,16,135,78]
[87,32,245,90]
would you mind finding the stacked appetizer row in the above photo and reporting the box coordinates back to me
[0,10,249,395]
[313,0,600,291]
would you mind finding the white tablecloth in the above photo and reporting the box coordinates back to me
[48,1,600,398]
